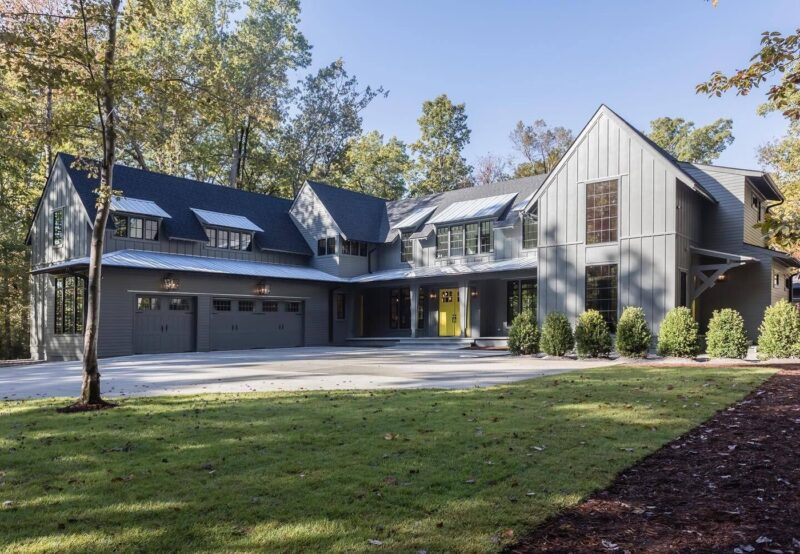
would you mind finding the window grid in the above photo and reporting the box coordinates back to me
[449,225,464,257]
[286,302,301,313]
[144,219,159,240]
[326,237,336,255]
[479,221,493,253]
[522,203,538,249]
[506,277,537,325]
[168,298,190,311]
[585,264,618,330]
[129,217,143,239]
[52,209,64,247]
[137,296,160,311]
[400,233,413,262]
[113,214,128,238]
[238,300,254,312]
[263,301,278,312]
[435,227,449,258]
[586,180,618,244]
[212,299,231,312]
[465,223,479,255]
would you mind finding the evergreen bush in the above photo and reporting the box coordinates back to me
[757,300,800,359]
[507,310,539,356]
[657,307,700,357]
[705,308,748,359]
[539,312,574,356]
[615,307,652,357]
[574,310,612,358]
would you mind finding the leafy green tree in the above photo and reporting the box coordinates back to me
[509,119,573,176]
[269,60,385,197]
[329,131,410,200]
[409,94,472,196]
[647,117,734,163]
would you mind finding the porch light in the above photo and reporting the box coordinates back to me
[254,280,271,296]
[716,274,727,282]
[470,289,479,298]
[429,290,438,299]
[160,273,179,291]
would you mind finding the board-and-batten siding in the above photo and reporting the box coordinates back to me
[743,182,769,248]
[536,110,680,332]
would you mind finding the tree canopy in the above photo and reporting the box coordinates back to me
[647,117,734,164]
[509,119,573,176]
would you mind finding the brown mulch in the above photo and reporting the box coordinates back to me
[508,368,800,554]
[56,400,117,413]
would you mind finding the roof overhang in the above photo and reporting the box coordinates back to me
[689,246,758,264]
[349,255,537,284]
[428,193,518,226]
[110,196,171,219]
[191,208,263,233]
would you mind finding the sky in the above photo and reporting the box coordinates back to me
[296,0,798,170]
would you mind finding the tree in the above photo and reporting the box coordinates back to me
[473,153,512,186]
[757,121,800,256]
[270,60,385,196]
[409,94,472,196]
[697,29,800,121]
[329,131,410,200]
[509,119,573,176]
[647,117,734,163]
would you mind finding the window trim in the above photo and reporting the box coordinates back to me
[585,179,619,245]
[54,275,87,335]
[205,226,252,251]
[506,276,537,326]
[400,232,413,263]
[112,213,160,242]
[436,221,494,259]
[522,203,538,250]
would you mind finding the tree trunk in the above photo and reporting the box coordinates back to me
[45,83,53,171]
[80,0,120,405]
[229,132,241,188]
[1,252,9,360]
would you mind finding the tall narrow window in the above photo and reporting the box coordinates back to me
[479,221,493,253]
[400,232,413,263]
[506,280,520,325]
[206,227,217,247]
[241,233,251,251]
[218,230,229,249]
[129,217,143,239]
[586,264,618,330]
[144,219,159,241]
[521,279,537,315]
[450,225,464,256]
[586,179,618,244]
[679,271,688,307]
[54,275,86,334]
[417,287,426,330]
[522,203,538,249]
[506,275,538,324]
[113,214,128,238]
[327,236,336,255]
[230,232,240,250]
[52,208,64,246]
[335,293,346,320]
[436,227,449,258]
[318,238,327,255]
[465,223,479,255]
[359,241,368,257]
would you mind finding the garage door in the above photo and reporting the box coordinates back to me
[210,298,303,351]
[133,295,196,354]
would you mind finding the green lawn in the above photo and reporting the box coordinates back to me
[0,365,775,553]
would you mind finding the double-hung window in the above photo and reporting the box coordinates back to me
[522,203,538,249]
[436,222,493,258]
[400,232,413,262]
[449,225,464,256]
[436,227,449,258]
[479,221,493,253]
[52,208,64,247]
[465,223,479,255]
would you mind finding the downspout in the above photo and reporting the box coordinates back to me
[367,246,377,274]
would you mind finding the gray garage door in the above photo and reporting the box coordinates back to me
[210,298,304,351]
[133,295,196,354]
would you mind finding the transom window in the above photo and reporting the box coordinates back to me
[522,203,538,249]
[238,300,254,312]
[168,298,190,311]
[54,275,86,334]
[435,222,493,258]
[263,301,278,312]
[400,232,413,262]
[506,277,537,325]
[137,296,160,311]
[113,214,159,241]
[52,208,64,247]
[586,179,618,244]
[286,302,301,313]
[586,264,618,330]
[341,237,369,257]
[205,227,252,251]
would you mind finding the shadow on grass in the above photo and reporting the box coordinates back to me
[0,365,775,553]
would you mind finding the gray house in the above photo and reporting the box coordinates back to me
[27,105,798,360]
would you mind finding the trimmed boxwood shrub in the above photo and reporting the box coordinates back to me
[574,309,612,358]
[657,306,700,357]
[507,310,540,355]
[757,300,800,359]
[706,308,748,359]
[540,312,574,356]
[615,307,652,357]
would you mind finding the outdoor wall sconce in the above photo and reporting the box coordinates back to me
[160,273,179,291]
[716,274,727,282]
[429,290,438,299]
[470,288,479,298]
[255,281,271,296]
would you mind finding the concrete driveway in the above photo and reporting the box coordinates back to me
[0,347,623,400]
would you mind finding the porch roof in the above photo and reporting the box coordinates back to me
[349,256,537,283]
[689,246,758,263]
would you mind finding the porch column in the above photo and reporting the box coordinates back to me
[410,286,418,338]
[459,282,469,338]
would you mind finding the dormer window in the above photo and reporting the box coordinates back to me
[205,227,252,251]
[341,237,369,257]
[400,232,413,262]
[113,214,159,241]
[752,194,763,222]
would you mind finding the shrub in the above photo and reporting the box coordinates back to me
[574,310,612,358]
[615,307,652,357]
[657,307,700,357]
[757,300,800,359]
[507,310,540,355]
[540,312,574,356]
[705,308,749,359]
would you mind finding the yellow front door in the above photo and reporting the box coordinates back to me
[438,288,461,336]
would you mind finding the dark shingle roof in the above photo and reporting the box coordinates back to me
[59,153,312,256]
[305,180,390,243]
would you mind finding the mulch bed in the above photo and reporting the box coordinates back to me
[508,368,800,554]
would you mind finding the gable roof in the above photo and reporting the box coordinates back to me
[303,180,390,243]
[57,153,311,255]
[524,104,716,212]
[677,161,783,202]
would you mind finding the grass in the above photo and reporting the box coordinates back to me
[0,365,775,553]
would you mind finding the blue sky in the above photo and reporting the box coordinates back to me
[297,0,798,169]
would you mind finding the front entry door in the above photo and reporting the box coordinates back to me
[438,288,461,336]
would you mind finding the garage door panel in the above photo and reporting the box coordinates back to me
[210,298,303,350]
[134,296,196,354]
